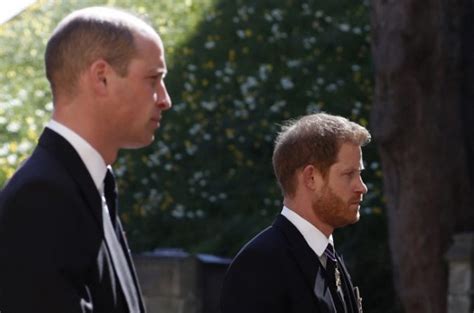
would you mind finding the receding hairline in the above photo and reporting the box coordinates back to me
[51,6,162,57]
[45,6,162,98]
[56,6,156,36]
[58,6,164,60]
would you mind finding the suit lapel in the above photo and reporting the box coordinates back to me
[314,265,337,313]
[38,128,103,228]
[273,215,335,313]
[336,254,358,313]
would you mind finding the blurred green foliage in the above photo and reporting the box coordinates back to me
[0,0,399,311]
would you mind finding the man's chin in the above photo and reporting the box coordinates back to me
[333,214,359,229]
[352,212,361,223]
[123,136,155,149]
[343,210,360,226]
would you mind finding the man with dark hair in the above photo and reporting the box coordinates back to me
[221,113,370,313]
[0,6,171,313]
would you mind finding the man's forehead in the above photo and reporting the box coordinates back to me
[332,144,364,167]
[132,35,166,68]
[332,161,364,171]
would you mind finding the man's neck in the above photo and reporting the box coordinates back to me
[51,111,117,165]
[283,197,333,237]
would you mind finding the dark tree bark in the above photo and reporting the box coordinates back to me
[370,1,474,312]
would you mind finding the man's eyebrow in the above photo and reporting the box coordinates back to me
[148,66,167,74]
[147,71,167,79]
[343,165,364,172]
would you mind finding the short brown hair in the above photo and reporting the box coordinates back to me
[45,7,151,97]
[272,112,371,197]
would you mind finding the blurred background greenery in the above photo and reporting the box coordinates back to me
[0,0,400,311]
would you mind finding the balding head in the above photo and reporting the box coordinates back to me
[45,6,158,99]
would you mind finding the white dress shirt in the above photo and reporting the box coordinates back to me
[47,120,107,193]
[281,206,334,268]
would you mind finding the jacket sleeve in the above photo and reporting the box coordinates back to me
[220,244,287,313]
[0,181,92,313]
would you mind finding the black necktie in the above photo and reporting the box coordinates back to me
[324,244,347,313]
[104,169,118,227]
[103,168,140,313]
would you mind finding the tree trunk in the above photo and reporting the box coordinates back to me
[370,1,474,312]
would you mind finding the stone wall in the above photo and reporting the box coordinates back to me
[446,232,474,313]
[133,249,231,313]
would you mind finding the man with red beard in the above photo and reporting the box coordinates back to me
[221,113,370,313]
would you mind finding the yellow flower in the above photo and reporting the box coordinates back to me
[228,49,236,62]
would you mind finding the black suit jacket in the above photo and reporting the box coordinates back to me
[221,214,360,313]
[0,128,145,313]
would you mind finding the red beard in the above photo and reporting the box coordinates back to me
[312,184,361,229]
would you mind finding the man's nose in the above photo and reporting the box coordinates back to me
[356,176,368,194]
[156,84,172,110]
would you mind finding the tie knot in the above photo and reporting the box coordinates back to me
[104,168,117,202]
[104,167,116,191]
[324,244,337,262]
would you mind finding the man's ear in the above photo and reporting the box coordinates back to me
[301,164,323,191]
[87,59,110,96]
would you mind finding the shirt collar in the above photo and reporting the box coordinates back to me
[281,206,334,257]
[47,120,107,193]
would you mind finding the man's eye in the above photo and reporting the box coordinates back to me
[344,171,358,178]
[149,76,160,85]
